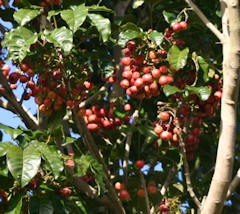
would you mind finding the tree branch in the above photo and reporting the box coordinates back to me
[160,166,177,196]
[0,72,39,130]
[2,0,9,8]
[175,117,201,209]
[71,109,126,214]
[185,0,225,43]
[79,83,110,109]
[227,168,240,198]
[140,172,151,214]
[0,99,17,113]
[123,107,140,184]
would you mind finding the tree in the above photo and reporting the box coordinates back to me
[0,0,239,213]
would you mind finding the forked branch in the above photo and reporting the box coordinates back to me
[185,0,225,43]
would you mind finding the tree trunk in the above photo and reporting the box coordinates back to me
[201,1,240,213]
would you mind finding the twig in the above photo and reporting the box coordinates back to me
[71,109,126,214]
[175,116,201,208]
[140,172,151,214]
[2,0,9,8]
[123,103,141,184]
[160,166,177,196]
[0,71,39,130]
[79,83,110,109]
[227,168,240,198]
[0,99,17,113]
[185,0,225,43]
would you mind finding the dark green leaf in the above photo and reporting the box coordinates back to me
[2,27,38,62]
[120,22,142,32]
[47,109,66,130]
[185,86,211,101]
[162,10,181,26]
[0,123,23,140]
[163,85,182,97]
[88,13,111,42]
[14,9,40,26]
[41,145,63,179]
[75,201,88,214]
[61,4,88,33]
[148,30,164,46]
[0,142,9,157]
[75,155,91,177]
[198,56,209,82]
[44,27,73,53]
[168,45,189,71]
[5,194,22,214]
[118,29,144,47]
[39,198,54,214]
[132,0,144,9]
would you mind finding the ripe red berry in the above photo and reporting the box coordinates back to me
[122,70,132,79]
[147,185,157,194]
[60,188,72,197]
[134,78,144,88]
[158,75,169,85]
[115,182,125,191]
[154,125,163,135]
[135,160,145,169]
[137,189,145,198]
[179,21,188,30]
[152,68,161,78]
[149,50,157,59]
[119,190,130,201]
[87,123,98,131]
[142,73,153,84]
[19,75,29,83]
[124,103,132,111]
[120,79,130,89]
[159,65,168,74]
[160,131,173,141]
[172,22,181,32]
[142,66,151,74]
[66,100,74,109]
[27,80,35,89]
[65,159,75,168]
[159,111,170,121]
[121,57,131,66]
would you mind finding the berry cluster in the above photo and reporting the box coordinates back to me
[79,104,131,133]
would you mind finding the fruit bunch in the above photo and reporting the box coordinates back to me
[79,104,131,133]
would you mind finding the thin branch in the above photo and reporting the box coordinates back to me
[140,172,151,214]
[160,166,177,196]
[227,168,240,198]
[71,109,126,214]
[0,72,39,130]
[123,105,141,184]
[0,99,17,113]
[2,0,9,8]
[185,0,225,43]
[79,83,110,109]
[175,117,201,208]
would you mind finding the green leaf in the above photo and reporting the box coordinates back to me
[148,30,164,46]
[44,27,73,53]
[75,201,87,214]
[0,123,23,140]
[21,145,41,187]
[132,0,144,9]
[197,56,209,82]
[120,22,142,32]
[168,45,189,71]
[39,198,54,214]
[62,137,76,146]
[41,145,63,179]
[0,142,9,157]
[185,86,211,101]
[163,85,182,97]
[88,13,111,42]
[162,10,181,26]
[118,29,144,47]
[14,9,40,26]
[47,10,61,21]
[75,155,91,177]
[2,27,38,62]
[61,4,88,33]
[5,194,22,214]
[6,144,41,187]
[87,5,114,13]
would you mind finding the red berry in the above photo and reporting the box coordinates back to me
[87,123,98,131]
[134,78,144,88]
[159,111,170,121]
[122,70,132,79]
[66,100,74,109]
[147,185,157,194]
[158,75,169,85]
[121,57,131,66]
[142,66,151,74]
[137,189,145,198]
[135,160,144,169]
[124,103,132,111]
[149,50,157,59]
[159,65,168,74]
[154,125,163,135]
[151,68,161,78]
[172,22,181,32]
[60,188,72,197]
[119,190,130,201]
[19,75,29,83]
[160,131,173,141]
[142,73,153,84]
[120,79,130,89]
[65,159,75,167]
[179,21,188,30]
[115,182,125,191]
